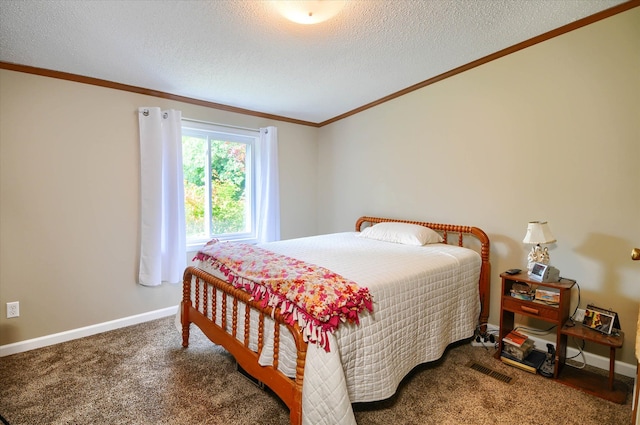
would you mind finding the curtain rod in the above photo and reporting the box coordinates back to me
[181,117,260,133]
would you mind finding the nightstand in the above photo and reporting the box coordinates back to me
[496,272,575,378]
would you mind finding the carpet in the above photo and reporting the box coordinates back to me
[0,317,633,424]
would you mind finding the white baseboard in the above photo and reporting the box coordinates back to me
[0,306,178,357]
[3,313,636,379]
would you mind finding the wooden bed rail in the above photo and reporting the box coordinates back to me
[181,266,307,425]
[355,216,491,330]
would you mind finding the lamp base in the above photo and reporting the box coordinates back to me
[527,245,550,274]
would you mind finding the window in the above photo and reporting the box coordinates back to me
[182,121,259,248]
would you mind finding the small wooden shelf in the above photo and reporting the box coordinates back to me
[561,321,623,348]
[557,364,627,404]
[558,321,627,403]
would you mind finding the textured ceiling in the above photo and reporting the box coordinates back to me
[0,0,628,124]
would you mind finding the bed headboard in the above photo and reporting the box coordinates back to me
[355,216,491,330]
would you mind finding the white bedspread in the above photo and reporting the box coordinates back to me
[190,232,481,424]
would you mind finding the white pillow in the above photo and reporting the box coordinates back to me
[357,222,443,246]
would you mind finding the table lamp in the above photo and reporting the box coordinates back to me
[522,221,556,274]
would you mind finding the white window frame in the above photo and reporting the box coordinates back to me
[182,120,259,250]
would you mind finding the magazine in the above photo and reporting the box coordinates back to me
[582,305,619,335]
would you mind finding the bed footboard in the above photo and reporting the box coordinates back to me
[181,266,307,425]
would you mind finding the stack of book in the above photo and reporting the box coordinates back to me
[502,330,533,360]
[509,283,535,300]
[534,287,560,305]
[500,330,545,374]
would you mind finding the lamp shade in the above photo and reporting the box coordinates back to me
[522,221,556,245]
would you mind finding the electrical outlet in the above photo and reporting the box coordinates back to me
[6,301,19,318]
[574,308,585,322]
[471,335,497,348]
[470,326,498,348]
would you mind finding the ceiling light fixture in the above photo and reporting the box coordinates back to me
[273,1,346,25]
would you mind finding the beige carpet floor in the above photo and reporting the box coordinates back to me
[0,317,633,424]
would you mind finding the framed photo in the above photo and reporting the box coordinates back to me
[582,305,618,335]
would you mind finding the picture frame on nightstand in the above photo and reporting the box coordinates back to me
[582,304,620,335]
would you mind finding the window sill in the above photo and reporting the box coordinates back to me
[187,237,258,253]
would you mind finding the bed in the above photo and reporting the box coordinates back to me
[181,216,490,425]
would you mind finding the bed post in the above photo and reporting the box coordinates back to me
[472,227,491,333]
[290,352,305,425]
[181,268,193,348]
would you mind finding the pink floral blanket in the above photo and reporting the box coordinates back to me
[194,239,373,351]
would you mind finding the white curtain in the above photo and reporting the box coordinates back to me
[256,126,280,243]
[138,107,186,286]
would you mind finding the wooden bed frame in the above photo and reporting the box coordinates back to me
[181,216,491,425]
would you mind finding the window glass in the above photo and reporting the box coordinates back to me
[182,121,257,247]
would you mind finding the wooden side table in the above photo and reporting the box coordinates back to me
[558,321,627,404]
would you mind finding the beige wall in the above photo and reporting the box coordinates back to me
[1,7,638,367]
[317,8,639,364]
[0,71,319,345]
